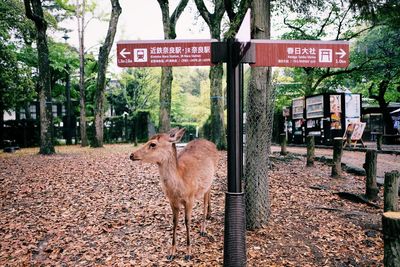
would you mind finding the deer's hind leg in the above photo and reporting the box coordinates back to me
[200,189,211,237]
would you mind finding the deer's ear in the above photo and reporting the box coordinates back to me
[167,128,179,136]
[169,128,186,143]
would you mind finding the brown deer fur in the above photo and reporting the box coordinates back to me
[130,128,218,261]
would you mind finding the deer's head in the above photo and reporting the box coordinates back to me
[130,128,186,164]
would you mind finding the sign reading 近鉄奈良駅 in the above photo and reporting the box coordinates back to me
[117,40,216,67]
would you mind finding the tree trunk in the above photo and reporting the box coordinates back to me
[384,171,399,212]
[209,19,226,150]
[77,0,88,147]
[210,64,226,149]
[245,0,271,230]
[364,149,379,201]
[158,67,172,133]
[331,137,343,178]
[92,0,121,147]
[24,0,54,155]
[306,135,315,166]
[157,0,189,133]
[193,0,225,148]
[382,211,400,266]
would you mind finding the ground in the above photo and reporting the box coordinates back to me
[0,144,395,266]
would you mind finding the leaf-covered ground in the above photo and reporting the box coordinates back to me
[0,144,388,266]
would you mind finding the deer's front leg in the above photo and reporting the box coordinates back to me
[167,205,179,261]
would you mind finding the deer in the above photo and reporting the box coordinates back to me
[129,128,219,261]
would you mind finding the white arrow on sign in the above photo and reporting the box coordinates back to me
[120,48,131,58]
[335,48,346,59]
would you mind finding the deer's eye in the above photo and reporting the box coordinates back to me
[149,143,157,148]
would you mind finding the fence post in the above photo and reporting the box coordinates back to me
[376,133,383,151]
[382,211,400,266]
[331,137,343,178]
[306,135,315,167]
[384,171,400,212]
[280,133,287,156]
[364,149,379,201]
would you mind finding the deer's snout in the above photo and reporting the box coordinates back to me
[130,153,136,161]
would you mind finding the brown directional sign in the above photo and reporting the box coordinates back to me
[251,40,350,68]
[117,40,216,67]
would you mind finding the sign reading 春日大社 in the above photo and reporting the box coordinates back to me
[251,40,349,68]
[117,40,216,67]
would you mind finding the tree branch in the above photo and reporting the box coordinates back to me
[194,0,211,26]
[23,0,45,27]
[170,0,189,32]
[224,0,251,39]
[224,0,235,21]
[334,5,351,40]
[283,17,307,37]
[310,59,374,90]
[316,9,333,38]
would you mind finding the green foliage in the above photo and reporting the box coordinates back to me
[172,67,210,125]
[0,0,36,112]
[108,68,160,119]
[347,25,400,102]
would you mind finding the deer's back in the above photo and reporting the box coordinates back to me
[177,139,218,198]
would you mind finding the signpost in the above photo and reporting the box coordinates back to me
[117,38,349,266]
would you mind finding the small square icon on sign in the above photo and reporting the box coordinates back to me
[134,49,147,62]
[319,49,332,63]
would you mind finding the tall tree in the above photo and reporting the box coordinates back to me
[92,0,121,147]
[76,0,89,146]
[24,0,55,154]
[194,0,226,149]
[156,0,189,133]
[244,0,272,229]
[349,25,400,134]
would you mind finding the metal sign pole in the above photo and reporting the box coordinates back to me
[223,38,247,267]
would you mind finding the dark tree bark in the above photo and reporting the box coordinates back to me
[331,137,343,178]
[194,0,226,149]
[376,133,383,151]
[364,149,379,201]
[368,80,396,134]
[77,0,88,147]
[306,135,315,166]
[158,67,173,133]
[92,0,121,147]
[382,211,400,267]
[156,0,189,133]
[24,0,55,155]
[384,171,399,212]
[244,0,271,230]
